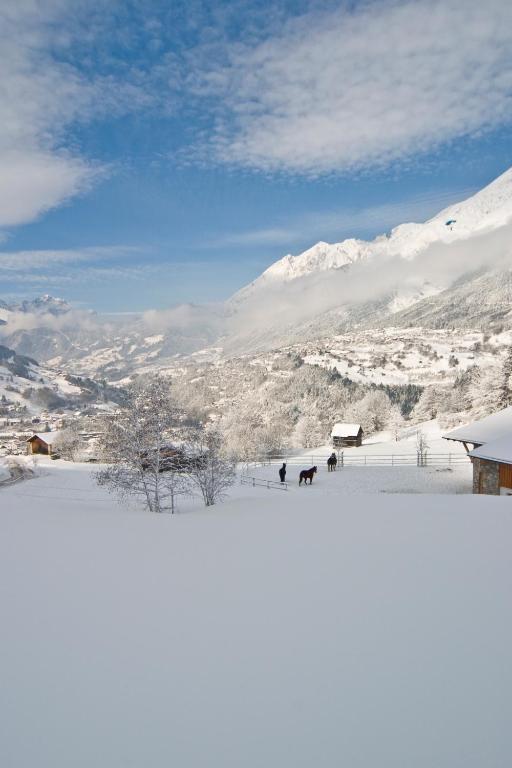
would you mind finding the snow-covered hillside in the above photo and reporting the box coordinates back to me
[231,239,371,304]
[302,327,512,386]
[233,167,512,302]
[1,457,511,768]
[0,343,123,426]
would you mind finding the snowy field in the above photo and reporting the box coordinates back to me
[246,420,472,495]
[1,448,511,767]
[251,461,471,494]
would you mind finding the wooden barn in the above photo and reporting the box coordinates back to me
[26,431,62,456]
[331,423,363,448]
[444,406,512,495]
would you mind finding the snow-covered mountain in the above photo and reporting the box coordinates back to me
[232,166,512,305]
[1,167,512,381]
[1,295,72,317]
[231,240,370,304]
[221,167,512,355]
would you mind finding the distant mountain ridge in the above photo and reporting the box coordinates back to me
[1,295,71,316]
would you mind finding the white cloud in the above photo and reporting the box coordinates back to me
[200,0,512,174]
[0,1,151,230]
[0,151,101,229]
[143,303,225,334]
[0,3,93,227]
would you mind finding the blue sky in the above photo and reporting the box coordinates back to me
[1,0,511,312]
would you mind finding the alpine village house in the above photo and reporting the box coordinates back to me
[444,406,512,495]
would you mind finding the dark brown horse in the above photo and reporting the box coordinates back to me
[299,466,317,485]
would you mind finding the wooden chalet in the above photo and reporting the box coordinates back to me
[26,431,63,456]
[444,406,512,495]
[331,423,363,448]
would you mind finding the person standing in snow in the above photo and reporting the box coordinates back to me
[327,452,337,471]
[279,463,287,483]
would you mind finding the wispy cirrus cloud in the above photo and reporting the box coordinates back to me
[0,245,146,273]
[213,186,477,248]
[0,244,157,296]
[195,0,512,175]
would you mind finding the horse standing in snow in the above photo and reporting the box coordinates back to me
[299,466,317,485]
[327,453,337,472]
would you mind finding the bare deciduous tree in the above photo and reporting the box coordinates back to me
[416,429,429,464]
[96,376,189,513]
[187,428,236,507]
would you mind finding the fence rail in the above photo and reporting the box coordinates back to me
[240,475,288,491]
[246,452,469,469]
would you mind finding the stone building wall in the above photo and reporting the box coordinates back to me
[472,457,500,495]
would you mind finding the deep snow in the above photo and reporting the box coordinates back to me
[1,446,511,767]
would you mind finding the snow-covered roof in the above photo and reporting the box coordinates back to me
[469,436,512,465]
[331,423,362,437]
[28,431,63,446]
[443,406,512,445]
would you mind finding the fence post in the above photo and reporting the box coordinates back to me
[340,452,344,468]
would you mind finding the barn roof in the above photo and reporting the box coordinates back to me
[443,406,512,445]
[27,430,63,446]
[469,436,512,466]
[331,423,362,438]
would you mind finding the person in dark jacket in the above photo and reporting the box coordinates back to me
[279,462,287,483]
[327,452,337,472]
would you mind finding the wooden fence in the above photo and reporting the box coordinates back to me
[246,452,469,469]
[240,475,288,491]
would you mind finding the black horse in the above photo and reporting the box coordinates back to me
[327,453,337,472]
[299,466,317,485]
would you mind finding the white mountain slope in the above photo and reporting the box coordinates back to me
[231,166,512,305]
[231,240,371,304]
[221,167,512,357]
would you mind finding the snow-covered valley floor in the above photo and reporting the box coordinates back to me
[1,446,510,767]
